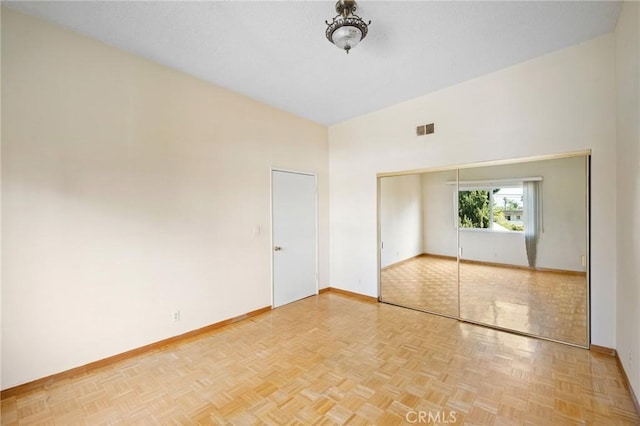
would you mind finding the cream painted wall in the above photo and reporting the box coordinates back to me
[329,34,617,347]
[615,1,640,399]
[421,158,587,271]
[422,170,458,257]
[1,9,329,389]
[420,157,588,272]
[379,174,423,268]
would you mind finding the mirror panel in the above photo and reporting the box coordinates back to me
[458,157,588,346]
[378,154,589,347]
[379,170,458,317]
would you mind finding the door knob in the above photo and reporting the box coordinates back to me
[274,246,282,251]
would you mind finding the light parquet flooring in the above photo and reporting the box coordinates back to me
[2,293,638,425]
[381,256,459,318]
[381,255,588,346]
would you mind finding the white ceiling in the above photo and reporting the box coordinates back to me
[5,1,622,125]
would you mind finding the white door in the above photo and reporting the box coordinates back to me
[272,170,317,307]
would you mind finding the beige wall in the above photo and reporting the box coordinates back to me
[615,1,640,399]
[420,157,587,271]
[379,174,423,268]
[329,34,618,348]
[1,9,329,389]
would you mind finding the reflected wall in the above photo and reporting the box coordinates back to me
[379,170,458,317]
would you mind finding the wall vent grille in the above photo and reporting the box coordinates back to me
[416,123,435,136]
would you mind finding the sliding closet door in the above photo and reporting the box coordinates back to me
[378,154,589,347]
[457,157,589,346]
[379,170,458,317]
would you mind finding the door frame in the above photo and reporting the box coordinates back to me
[270,167,319,308]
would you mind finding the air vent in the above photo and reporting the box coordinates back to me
[416,123,435,136]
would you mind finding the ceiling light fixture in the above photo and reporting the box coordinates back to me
[325,0,371,54]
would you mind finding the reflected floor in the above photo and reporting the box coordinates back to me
[381,255,458,317]
[381,255,587,346]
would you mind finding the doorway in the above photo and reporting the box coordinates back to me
[272,169,318,308]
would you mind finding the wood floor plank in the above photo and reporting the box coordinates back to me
[1,293,638,425]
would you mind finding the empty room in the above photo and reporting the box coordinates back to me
[1,1,639,424]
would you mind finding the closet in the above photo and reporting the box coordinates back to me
[378,153,589,347]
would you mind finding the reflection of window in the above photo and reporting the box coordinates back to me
[458,186,524,232]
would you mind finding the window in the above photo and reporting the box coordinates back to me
[458,186,524,232]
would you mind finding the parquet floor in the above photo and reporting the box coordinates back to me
[381,255,459,318]
[2,293,638,425]
[381,255,588,346]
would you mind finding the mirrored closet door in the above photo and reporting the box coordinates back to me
[379,170,458,318]
[378,154,589,347]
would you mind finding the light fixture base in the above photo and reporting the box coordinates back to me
[335,0,358,18]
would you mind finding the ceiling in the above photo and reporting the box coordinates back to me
[5,1,622,125]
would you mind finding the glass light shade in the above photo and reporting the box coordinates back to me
[331,25,363,51]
